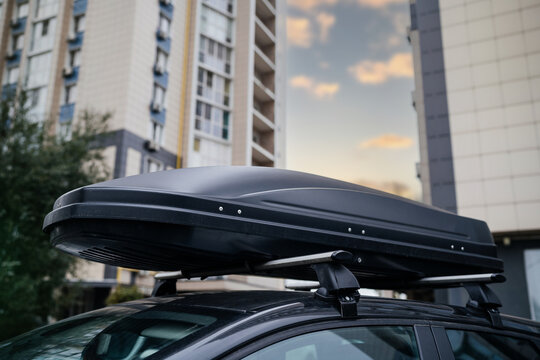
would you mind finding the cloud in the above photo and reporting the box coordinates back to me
[288,0,339,12]
[290,75,340,99]
[356,0,406,8]
[358,134,413,149]
[287,17,314,48]
[316,12,335,42]
[348,52,413,84]
[319,61,330,69]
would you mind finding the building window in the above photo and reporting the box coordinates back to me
[26,52,52,87]
[16,2,29,19]
[158,15,170,37]
[35,0,59,20]
[63,84,77,105]
[195,100,230,140]
[31,19,57,52]
[27,88,40,108]
[12,34,24,52]
[73,14,85,33]
[58,121,72,141]
[152,84,165,110]
[149,120,164,145]
[4,66,19,85]
[199,35,232,74]
[525,249,540,320]
[67,49,81,68]
[155,49,168,73]
[200,6,233,44]
[145,157,164,173]
[193,137,201,152]
[41,19,49,36]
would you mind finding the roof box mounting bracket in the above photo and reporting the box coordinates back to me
[312,261,360,318]
[152,278,177,297]
[464,283,503,328]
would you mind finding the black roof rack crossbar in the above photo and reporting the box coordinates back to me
[154,250,356,281]
[152,249,506,321]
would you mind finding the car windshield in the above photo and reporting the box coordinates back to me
[0,299,241,360]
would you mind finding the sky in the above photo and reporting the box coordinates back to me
[284,0,421,200]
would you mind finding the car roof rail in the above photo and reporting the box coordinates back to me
[153,250,505,321]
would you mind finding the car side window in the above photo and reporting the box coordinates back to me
[446,329,540,360]
[242,326,420,360]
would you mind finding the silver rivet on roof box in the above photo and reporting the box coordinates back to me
[451,245,455,249]
[237,209,242,215]
[347,227,352,232]
[461,247,465,251]
[361,230,366,234]
[218,206,223,212]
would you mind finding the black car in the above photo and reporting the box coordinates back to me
[1,167,539,359]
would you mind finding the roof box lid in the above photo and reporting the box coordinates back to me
[43,166,503,282]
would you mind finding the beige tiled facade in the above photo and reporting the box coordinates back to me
[438,0,540,232]
[410,0,540,319]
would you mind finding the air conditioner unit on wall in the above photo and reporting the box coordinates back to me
[157,29,167,40]
[67,32,77,41]
[6,51,16,60]
[10,18,19,27]
[144,140,160,152]
[155,64,165,74]
[151,101,163,112]
[160,0,172,5]
[63,66,73,77]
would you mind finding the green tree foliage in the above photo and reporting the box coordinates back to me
[0,93,110,340]
[105,285,144,306]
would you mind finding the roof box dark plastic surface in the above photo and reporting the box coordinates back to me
[43,166,503,282]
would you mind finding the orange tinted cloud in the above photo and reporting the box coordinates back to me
[288,0,339,12]
[358,134,413,149]
[316,12,336,42]
[348,53,413,84]
[290,75,340,99]
[356,0,406,8]
[287,17,313,48]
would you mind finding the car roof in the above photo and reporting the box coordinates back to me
[140,290,540,337]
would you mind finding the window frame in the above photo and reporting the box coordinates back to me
[221,319,441,360]
[431,323,540,360]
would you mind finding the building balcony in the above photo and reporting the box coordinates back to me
[63,66,80,86]
[253,108,274,133]
[1,83,17,101]
[68,31,84,50]
[59,103,75,123]
[73,0,88,16]
[150,107,166,125]
[253,96,274,122]
[6,49,22,68]
[255,0,276,34]
[255,17,275,48]
[252,141,274,167]
[254,45,275,74]
[10,17,27,36]
[154,71,169,89]
[159,0,174,19]
[254,73,274,101]
[157,36,171,54]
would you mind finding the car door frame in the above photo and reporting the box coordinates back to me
[220,318,442,360]
[429,321,540,360]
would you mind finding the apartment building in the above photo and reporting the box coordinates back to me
[0,0,286,311]
[409,0,540,319]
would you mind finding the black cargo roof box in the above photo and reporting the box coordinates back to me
[43,166,503,282]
